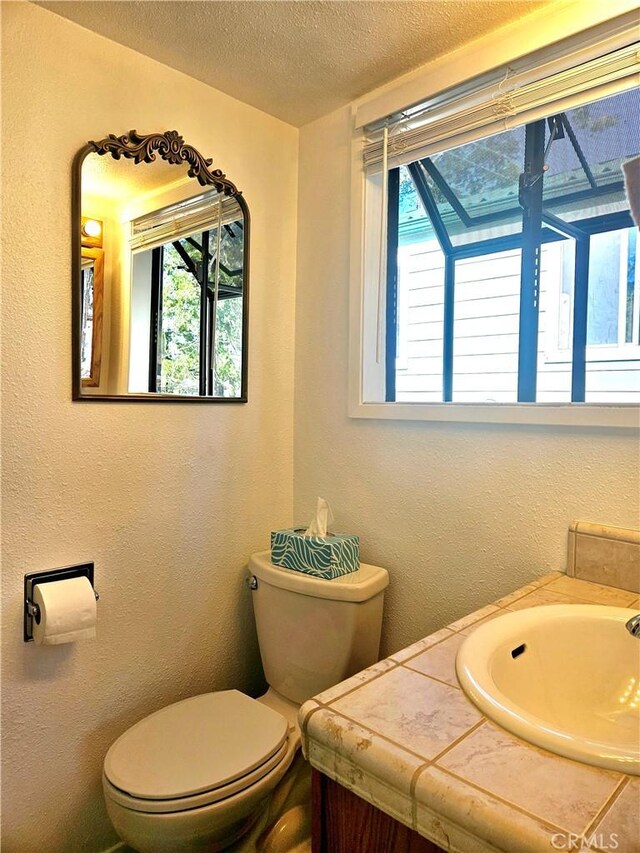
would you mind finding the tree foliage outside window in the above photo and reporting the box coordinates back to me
[158,228,243,396]
[211,225,244,396]
[159,243,200,394]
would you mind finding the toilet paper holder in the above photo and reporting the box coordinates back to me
[24,562,99,642]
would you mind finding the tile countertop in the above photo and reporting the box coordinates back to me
[298,573,640,853]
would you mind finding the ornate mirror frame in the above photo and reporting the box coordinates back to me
[72,130,250,403]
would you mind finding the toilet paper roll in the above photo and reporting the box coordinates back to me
[32,576,97,645]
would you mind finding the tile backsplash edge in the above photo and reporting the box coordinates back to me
[567,520,640,594]
[569,520,640,545]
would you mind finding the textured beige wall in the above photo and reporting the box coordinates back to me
[1,3,297,851]
[294,105,640,660]
[3,3,640,851]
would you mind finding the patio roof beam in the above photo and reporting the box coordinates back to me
[408,162,453,255]
[408,181,625,235]
[560,113,598,190]
[541,210,588,241]
[420,158,474,227]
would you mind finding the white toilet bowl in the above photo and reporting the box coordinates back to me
[103,553,389,852]
[102,690,300,853]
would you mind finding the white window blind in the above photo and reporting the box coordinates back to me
[130,190,241,252]
[364,41,640,171]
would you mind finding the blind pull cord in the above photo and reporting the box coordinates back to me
[375,124,389,364]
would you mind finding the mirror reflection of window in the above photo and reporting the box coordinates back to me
[79,247,104,388]
[156,240,201,395]
[210,221,244,397]
[80,258,95,380]
[128,191,244,397]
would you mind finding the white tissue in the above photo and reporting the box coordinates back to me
[32,576,97,645]
[305,497,335,537]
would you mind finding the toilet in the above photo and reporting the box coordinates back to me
[102,550,389,852]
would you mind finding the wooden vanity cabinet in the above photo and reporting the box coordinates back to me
[312,770,446,853]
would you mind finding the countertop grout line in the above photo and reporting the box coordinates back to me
[413,572,633,643]
[537,572,565,585]
[545,577,638,605]
[582,775,630,837]
[408,761,431,832]
[300,704,324,758]
[572,574,640,597]
[309,702,477,765]
[310,750,483,853]
[314,659,402,705]
[401,661,461,691]
[492,585,550,608]
[412,795,510,853]
[449,615,502,632]
[387,629,457,664]
[433,764,584,838]
[299,701,324,757]
[495,570,564,601]
[309,703,431,762]
[504,589,637,610]
[429,718,487,766]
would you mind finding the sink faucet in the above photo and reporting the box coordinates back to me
[626,614,640,637]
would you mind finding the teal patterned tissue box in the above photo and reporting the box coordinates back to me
[270,529,360,579]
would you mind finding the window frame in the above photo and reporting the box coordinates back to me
[543,227,640,366]
[348,12,640,429]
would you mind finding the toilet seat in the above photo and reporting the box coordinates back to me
[103,690,291,814]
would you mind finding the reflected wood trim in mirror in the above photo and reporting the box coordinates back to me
[72,130,250,403]
[80,248,104,388]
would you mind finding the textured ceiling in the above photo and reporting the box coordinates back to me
[37,0,553,127]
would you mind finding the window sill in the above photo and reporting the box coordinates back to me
[348,400,640,428]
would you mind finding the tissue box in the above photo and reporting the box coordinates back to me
[270,528,360,579]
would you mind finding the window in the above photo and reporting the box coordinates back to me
[128,192,244,397]
[389,90,639,404]
[355,27,640,425]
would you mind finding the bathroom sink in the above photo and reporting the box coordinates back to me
[456,605,640,774]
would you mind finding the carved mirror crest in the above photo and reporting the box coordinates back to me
[72,131,249,401]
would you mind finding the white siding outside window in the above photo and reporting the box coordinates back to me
[395,238,640,403]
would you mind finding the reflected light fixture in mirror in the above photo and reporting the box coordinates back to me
[81,216,103,250]
[72,130,250,402]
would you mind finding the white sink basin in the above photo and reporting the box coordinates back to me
[456,605,640,774]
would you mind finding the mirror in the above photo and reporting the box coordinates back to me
[80,245,104,387]
[72,130,249,401]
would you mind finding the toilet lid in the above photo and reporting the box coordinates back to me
[104,691,289,800]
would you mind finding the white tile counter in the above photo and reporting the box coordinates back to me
[299,573,639,853]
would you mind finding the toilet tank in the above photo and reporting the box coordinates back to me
[249,551,389,705]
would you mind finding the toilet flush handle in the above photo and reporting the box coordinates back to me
[248,575,258,590]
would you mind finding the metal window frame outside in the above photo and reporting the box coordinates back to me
[387,130,636,405]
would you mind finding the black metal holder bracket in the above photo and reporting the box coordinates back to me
[24,563,98,642]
